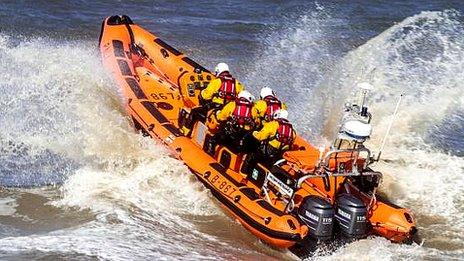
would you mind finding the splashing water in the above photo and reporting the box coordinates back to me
[0,34,133,186]
[1,7,464,260]
[247,8,464,259]
[245,6,342,144]
[324,10,464,249]
[0,35,269,259]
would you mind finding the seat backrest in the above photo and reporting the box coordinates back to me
[178,71,213,108]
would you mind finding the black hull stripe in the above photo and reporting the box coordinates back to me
[142,101,168,123]
[240,187,260,200]
[198,174,301,242]
[182,57,209,73]
[257,200,284,217]
[112,40,125,57]
[154,38,182,56]
[125,78,147,99]
[163,123,182,137]
[98,20,105,47]
[140,101,183,137]
[209,163,242,187]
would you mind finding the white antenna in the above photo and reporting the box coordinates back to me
[376,94,403,161]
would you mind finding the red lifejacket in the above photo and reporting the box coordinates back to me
[275,119,294,148]
[216,72,237,103]
[231,98,254,127]
[263,96,282,121]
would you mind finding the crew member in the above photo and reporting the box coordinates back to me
[242,109,295,172]
[182,62,243,136]
[200,62,244,110]
[254,87,287,123]
[206,90,259,154]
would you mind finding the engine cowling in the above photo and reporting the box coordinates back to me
[298,196,334,241]
[335,194,368,238]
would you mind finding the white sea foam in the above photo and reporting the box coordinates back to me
[0,35,232,258]
[331,10,464,230]
[1,8,463,260]
[248,9,464,259]
[320,10,464,257]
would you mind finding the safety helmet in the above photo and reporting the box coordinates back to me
[237,90,254,103]
[260,87,275,99]
[273,109,288,120]
[214,62,229,76]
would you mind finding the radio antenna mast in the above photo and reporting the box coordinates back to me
[376,94,403,161]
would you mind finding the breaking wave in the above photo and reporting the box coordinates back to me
[0,35,261,259]
[1,8,463,260]
[248,9,464,259]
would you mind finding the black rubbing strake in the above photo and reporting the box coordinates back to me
[125,78,147,99]
[257,200,284,217]
[240,187,260,200]
[163,124,183,137]
[140,102,183,136]
[141,101,168,123]
[112,40,125,57]
[209,162,242,187]
[98,20,105,46]
[156,102,174,110]
[154,38,182,56]
[117,59,132,76]
[182,57,209,73]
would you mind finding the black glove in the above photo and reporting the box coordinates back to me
[198,95,208,106]
[241,133,260,152]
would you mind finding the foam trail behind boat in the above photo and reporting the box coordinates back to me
[0,35,281,260]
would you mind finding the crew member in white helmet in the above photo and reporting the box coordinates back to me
[205,90,259,154]
[182,62,244,136]
[254,87,287,123]
[243,109,295,172]
[200,62,244,109]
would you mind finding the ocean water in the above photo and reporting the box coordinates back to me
[0,1,463,260]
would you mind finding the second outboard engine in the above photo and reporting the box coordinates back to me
[335,194,368,238]
[298,196,334,241]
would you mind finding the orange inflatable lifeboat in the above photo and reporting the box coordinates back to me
[99,15,417,254]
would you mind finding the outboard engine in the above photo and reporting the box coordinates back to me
[335,194,368,238]
[298,196,334,241]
